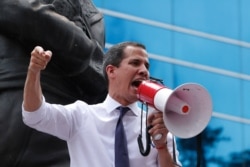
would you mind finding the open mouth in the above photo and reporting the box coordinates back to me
[131,80,143,88]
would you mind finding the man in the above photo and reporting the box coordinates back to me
[0,0,106,166]
[22,42,182,167]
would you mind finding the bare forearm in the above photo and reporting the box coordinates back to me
[157,147,176,167]
[23,70,43,112]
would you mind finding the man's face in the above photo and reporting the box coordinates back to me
[108,45,150,105]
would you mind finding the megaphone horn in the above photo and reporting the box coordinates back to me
[137,80,213,139]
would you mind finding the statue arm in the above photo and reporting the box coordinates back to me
[0,0,102,74]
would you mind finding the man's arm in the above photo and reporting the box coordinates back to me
[23,46,52,111]
[157,148,177,167]
[148,112,180,167]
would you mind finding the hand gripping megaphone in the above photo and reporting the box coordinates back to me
[137,80,212,139]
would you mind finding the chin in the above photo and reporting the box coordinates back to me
[130,95,138,103]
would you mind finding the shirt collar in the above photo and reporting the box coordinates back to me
[103,94,140,116]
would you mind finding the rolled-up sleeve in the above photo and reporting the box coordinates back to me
[22,96,47,126]
[22,96,89,141]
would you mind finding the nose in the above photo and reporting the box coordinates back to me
[139,65,149,78]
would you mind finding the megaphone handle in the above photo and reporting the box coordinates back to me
[137,125,152,156]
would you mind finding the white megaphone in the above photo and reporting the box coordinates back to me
[137,80,212,139]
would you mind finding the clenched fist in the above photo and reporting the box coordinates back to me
[29,46,52,73]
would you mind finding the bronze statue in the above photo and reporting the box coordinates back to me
[0,0,107,166]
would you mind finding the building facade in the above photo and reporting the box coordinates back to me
[94,0,250,166]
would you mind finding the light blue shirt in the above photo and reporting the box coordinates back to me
[22,95,181,167]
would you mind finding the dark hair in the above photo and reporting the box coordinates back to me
[102,41,146,83]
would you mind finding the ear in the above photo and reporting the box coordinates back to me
[106,65,116,79]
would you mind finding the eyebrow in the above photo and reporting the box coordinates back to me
[129,58,150,69]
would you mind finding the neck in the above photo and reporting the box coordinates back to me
[109,93,136,106]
